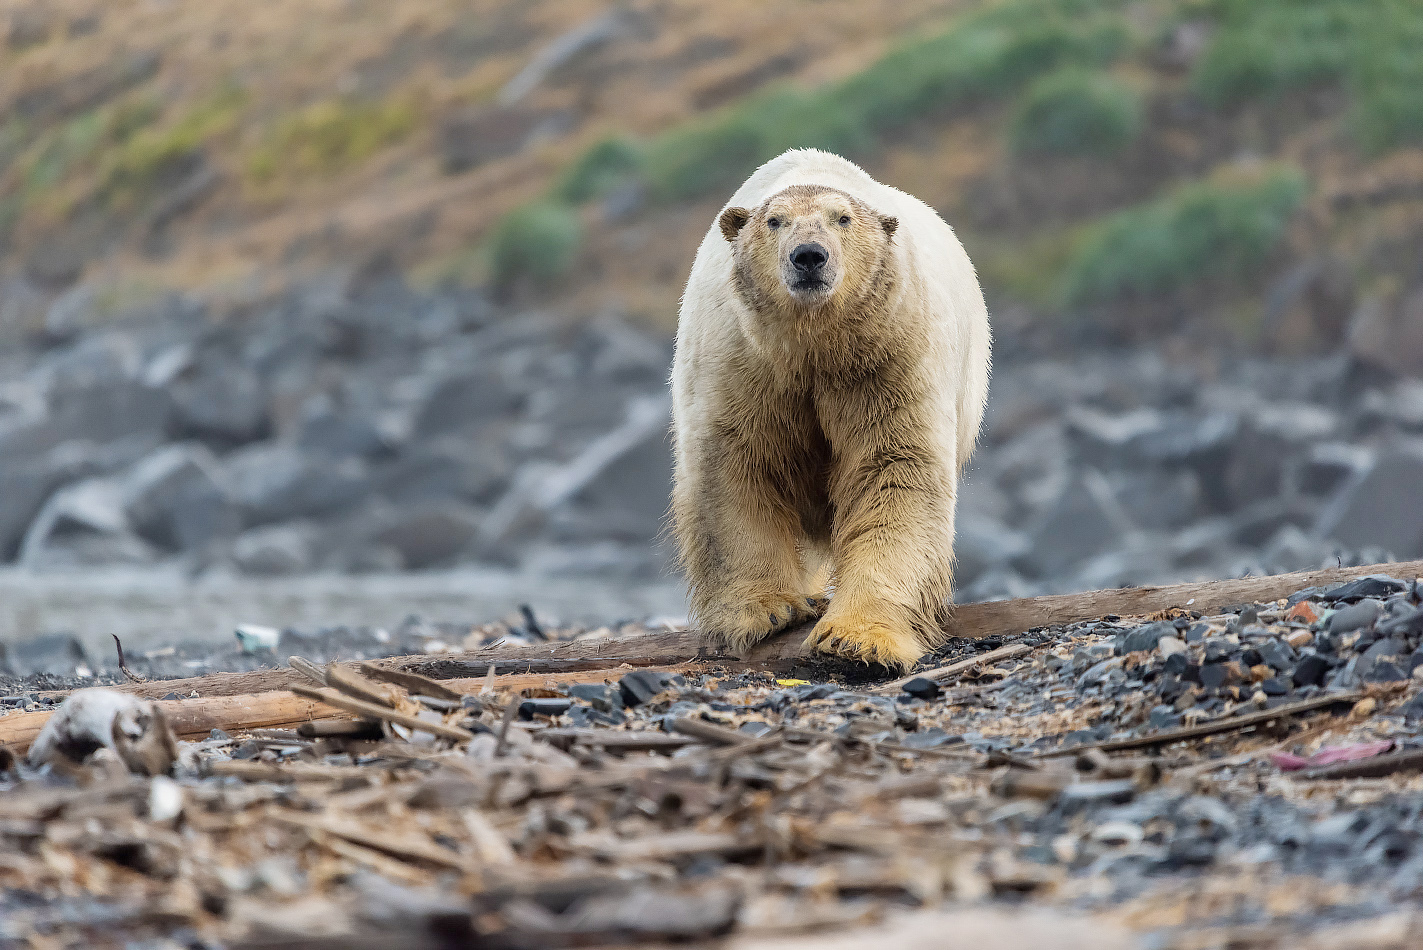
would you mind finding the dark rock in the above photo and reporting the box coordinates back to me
[1261,677,1290,696]
[1117,621,1172,655]
[297,401,386,458]
[619,670,679,708]
[1148,705,1179,729]
[123,443,240,551]
[549,417,674,544]
[792,684,839,702]
[1326,599,1382,635]
[231,523,316,576]
[224,443,370,526]
[1112,469,1203,530]
[1317,576,1408,603]
[412,371,523,439]
[900,728,962,749]
[519,698,572,720]
[1016,474,1130,579]
[566,705,624,727]
[1292,654,1330,687]
[568,683,617,712]
[8,633,90,677]
[1299,442,1370,496]
[1317,444,1423,559]
[1380,606,1423,638]
[1365,661,1408,684]
[1223,423,1292,510]
[900,677,941,700]
[376,438,509,506]
[373,503,483,569]
[1162,653,1191,677]
[1199,663,1229,690]
[1202,639,1232,664]
[170,360,268,445]
[1257,641,1297,672]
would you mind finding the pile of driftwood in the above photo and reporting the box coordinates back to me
[3,560,1423,948]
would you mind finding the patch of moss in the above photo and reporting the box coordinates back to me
[104,87,245,202]
[247,96,419,183]
[1060,164,1308,305]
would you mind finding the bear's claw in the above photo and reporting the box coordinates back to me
[802,614,925,671]
[704,593,826,654]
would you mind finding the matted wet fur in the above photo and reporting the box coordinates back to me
[671,149,992,670]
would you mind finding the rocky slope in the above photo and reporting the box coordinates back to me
[1,271,1420,605]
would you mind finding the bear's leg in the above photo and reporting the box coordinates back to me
[675,444,823,654]
[802,415,956,671]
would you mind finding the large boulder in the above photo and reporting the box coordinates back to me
[1316,441,1423,558]
[483,397,671,549]
[373,502,484,569]
[411,370,524,439]
[18,478,157,568]
[1349,287,1423,380]
[0,380,174,461]
[222,442,371,526]
[231,522,318,576]
[375,437,510,506]
[123,443,240,551]
[1015,472,1134,580]
[169,357,269,446]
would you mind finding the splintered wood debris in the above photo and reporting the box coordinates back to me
[3,563,1423,947]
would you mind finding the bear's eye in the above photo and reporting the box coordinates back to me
[767,217,780,229]
[838,214,851,226]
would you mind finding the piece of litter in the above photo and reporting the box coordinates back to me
[1271,740,1394,772]
[234,623,281,653]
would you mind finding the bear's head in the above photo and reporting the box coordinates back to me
[720,185,898,313]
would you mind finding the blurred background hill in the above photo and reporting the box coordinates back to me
[2,0,1423,656]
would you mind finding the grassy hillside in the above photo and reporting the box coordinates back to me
[2,0,1422,348]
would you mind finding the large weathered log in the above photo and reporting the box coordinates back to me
[0,665,702,755]
[29,558,1423,703]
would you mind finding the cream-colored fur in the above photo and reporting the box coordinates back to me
[671,148,991,670]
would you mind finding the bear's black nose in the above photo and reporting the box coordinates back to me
[790,243,828,273]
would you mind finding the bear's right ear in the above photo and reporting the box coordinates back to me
[718,207,751,242]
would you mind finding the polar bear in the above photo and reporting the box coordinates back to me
[670,148,992,670]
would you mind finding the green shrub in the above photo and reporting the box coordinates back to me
[486,200,584,291]
[1190,2,1352,106]
[643,86,867,201]
[248,96,418,182]
[1350,5,1423,153]
[1190,0,1423,152]
[553,137,645,203]
[1061,165,1307,304]
[632,0,1130,203]
[1010,68,1142,155]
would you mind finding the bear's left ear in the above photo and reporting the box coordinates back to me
[719,207,751,242]
[879,214,899,239]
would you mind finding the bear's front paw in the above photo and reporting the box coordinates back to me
[703,593,825,653]
[802,613,925,670]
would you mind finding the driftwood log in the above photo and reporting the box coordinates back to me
[2,559,1419,755]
